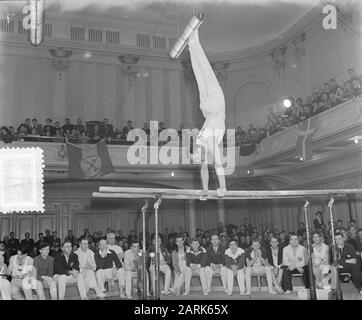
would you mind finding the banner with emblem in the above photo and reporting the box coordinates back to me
[296,118,318,161]
[66,140,113,179]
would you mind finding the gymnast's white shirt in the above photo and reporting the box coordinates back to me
[283,244,306,268]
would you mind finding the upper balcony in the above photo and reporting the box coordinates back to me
[1,98,361,190]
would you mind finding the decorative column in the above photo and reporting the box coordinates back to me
[217,199,226,226]
[181,59,199,129]
[270,46,287,97]
[188,199,196,238]
[49,47,72,120]
[118,54,141,124]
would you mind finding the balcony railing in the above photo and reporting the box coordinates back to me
[0,98,361,170]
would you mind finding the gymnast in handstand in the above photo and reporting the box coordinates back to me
[188,29,226,198]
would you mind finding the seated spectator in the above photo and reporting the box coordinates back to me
[62,118,74,133]
[311,231,330,289]
[346,68,362,97]
[356,229,362,258]
[79,131,90,144]
[224,239,246,296]
[235,126,246,145]
[32,118,42,135]
[34,233,44,251]
[331,232,362,295]
[0,253,11,300]
[0,242,10,266]
[20,232,34,254]
[339,81,354,103]
[75,238,102,298]
[92,125,102,142]
[53,129,64,142]
[184,238,208,296]
[24,118,32,134]
[204,234,227,294]
[322,82,331,95]
[9,246,39,300]
[313,211,324,231]
[336,219,344,229]
[95,239,126,298]
[107,232,124,262]
[7,232,20,257]
[245,238,276,295]
[64,230,76,247]
[266,236,283,293]
[75,118,85,133]
[32,242,57,300]
[238,235,249,250]
[148,234,171,296]
[281,234,310,294]
[124,240,149,299]
[122,120,134,139]
[347,226,359,251]
[69,129,79,142]
[43,229,53,245]
[315,92,332,114]
[297,222,306,238]
[51,231,61,249]
[63,128,71,140]
[256,127,267,143]
[328,78,344,105]
[17,124,28,140]
[311,91,321,107]
[54,241,87,300]
[43,119,55,136]
[0,126,13,143]
[54,121,61,132]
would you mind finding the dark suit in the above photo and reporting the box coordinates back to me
[20,239,34,254]
[332,243,361,291]
[206,245,226,266]
[186,247,208,267]
[54,251,80,275]
[266,246,283,267]
[6,238,20,256]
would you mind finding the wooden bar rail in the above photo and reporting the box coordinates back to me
[93,187,362,200]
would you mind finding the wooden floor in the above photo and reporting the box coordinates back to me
[105,286,362,301]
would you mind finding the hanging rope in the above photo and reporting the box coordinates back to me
[112,1,171,126]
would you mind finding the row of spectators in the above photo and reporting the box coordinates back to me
[235,68,361,147]
[0,212,361,299]
[1,214,361,265]
[1,69,361,147]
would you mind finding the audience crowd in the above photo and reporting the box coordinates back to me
[234,68,361,146]
[0,212,361,300]
[1,69,360,148]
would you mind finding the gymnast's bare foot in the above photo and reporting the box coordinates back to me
[217,188,227,197]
